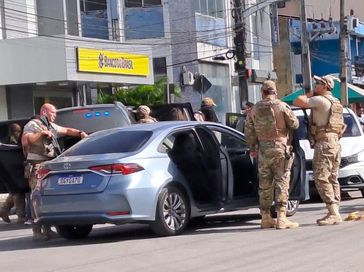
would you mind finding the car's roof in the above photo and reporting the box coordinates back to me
[57,103,121,112]
[91,121,232,137]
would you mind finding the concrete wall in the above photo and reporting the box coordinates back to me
[167,0,200,108]
[0,86,7,120]
[0,36,154,86]
[0,37,68,85]
[168,0,198,84]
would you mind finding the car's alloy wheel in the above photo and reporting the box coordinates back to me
[271,200,300,217]
[286,200,300,216]
[150,187,190,236]
[56,224,93,240]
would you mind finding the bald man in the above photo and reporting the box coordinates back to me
[22,103,88,241]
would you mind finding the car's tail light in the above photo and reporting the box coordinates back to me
[36,168,50,180]
[89,163,144,175]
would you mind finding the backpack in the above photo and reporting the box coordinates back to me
[254,100,286,140]
[322,95,346,135]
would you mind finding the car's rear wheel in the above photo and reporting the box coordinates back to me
[150,187,190,236]
[56,224,93,240]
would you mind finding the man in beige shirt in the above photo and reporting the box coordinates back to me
[293,75,346,226]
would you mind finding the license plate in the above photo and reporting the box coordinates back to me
[57,176,83,185]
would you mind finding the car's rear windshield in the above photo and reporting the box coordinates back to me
[61,131,153,156]
[296,112,361,140]
[56,107,131,133]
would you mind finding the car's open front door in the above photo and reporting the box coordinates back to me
[0,143,28,194]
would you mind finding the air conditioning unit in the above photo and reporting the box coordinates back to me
[347,16,359,33]
[182,71,195,85]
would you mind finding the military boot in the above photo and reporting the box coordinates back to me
[317,203,342,226]
[13,193,25,224]
[0,194,14,223]
[276,207,299,229]
[260,210,276,229]
[316,204,331,225]
[32,225,48,242]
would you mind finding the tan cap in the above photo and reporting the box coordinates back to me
[261,80,277,94]
[313,75,334,90]
[136,105,151,116]
[202,97,216,106]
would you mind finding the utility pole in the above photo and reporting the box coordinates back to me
[339,0,348,105]
[300,0,312,93]
[233,0,249,108]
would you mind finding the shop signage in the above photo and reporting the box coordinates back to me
[77,48,149,76]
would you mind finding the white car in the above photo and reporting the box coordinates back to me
[293,107,364,198]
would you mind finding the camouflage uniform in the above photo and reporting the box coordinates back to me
[23,118,61,240]
[307,84,346,225]
[245,100,298,210]
[245,80,299,229]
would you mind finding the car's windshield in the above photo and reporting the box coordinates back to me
[61,130,153,156]
[296,112,361,140]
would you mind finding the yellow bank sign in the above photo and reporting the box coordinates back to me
[76,48,150,76]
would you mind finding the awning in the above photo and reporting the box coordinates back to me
[281,76,364,104]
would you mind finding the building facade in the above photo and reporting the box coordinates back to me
[0,0,277,122]
[274,0,364,97]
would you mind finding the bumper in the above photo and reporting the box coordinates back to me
[32,185,159,225]
[307,161,364,191]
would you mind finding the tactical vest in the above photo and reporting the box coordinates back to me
[310,95,345,140]
[254,100,287,141]
[26,119,54,161]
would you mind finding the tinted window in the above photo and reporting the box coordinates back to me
[56,107,132,133]
[211,129,247,149]
[62,131,152,156]
[343,113,361,137]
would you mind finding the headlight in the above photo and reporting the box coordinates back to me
[357,150,364,162]
[345,150,364,163]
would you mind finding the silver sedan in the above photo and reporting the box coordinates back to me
[32,121,308,239]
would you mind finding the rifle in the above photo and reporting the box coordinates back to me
[39,116,62,157]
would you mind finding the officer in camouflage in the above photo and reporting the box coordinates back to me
[22,103,88,241]
[293,75,346,226]
[245,80,300,229]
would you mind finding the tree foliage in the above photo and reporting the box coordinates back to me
[97,77,179,106]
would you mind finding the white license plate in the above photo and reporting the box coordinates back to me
[57,176,83,185]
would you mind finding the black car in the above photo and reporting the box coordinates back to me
[0,102,135,194]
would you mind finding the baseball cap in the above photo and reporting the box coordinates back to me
[202,97,216,106]
[137,105,151,116]
[313,75,334,90]
[261,80,277,94]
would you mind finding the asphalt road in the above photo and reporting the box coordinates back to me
[1,192,364,272]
